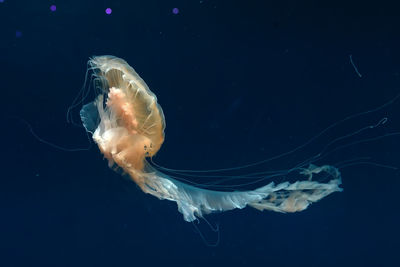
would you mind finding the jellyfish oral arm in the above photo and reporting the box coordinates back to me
[139,164,342,222]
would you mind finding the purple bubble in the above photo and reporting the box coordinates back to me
[16,31,22,38]
[172,8,179,15]
[105,8,112,15]
[50,5,56,12]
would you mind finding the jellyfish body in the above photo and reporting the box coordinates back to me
[80,56,342,222]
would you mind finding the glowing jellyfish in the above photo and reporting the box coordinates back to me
[79,55,343,222]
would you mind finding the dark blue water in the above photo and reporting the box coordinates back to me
[1,1,400,266]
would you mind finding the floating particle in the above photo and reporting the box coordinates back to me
[172,8,179,14]
[16,31,22,38]
[50,5,56,12]
[105,8,112,15]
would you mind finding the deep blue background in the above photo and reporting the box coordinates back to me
[1,1,400,266]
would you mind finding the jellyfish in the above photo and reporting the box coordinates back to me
[78,55,344,222]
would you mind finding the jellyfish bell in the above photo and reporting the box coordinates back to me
[81,56,165,171]
[77,55,347,222]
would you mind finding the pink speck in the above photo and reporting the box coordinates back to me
[172,8,179,15]
[50,5,56,12]
[105,8,112,15]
